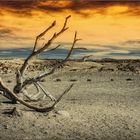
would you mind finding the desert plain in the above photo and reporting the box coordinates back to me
[0,58,140,140]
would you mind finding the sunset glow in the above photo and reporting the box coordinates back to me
[0,1,140,53]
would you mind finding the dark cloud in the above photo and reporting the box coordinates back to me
[0,0,140,16]
[123,40,140,45]
[0,28,14,38]
[0,0,37,15]
[0,27,32,41]
[0,0,34,9]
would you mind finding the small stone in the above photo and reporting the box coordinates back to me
[3,107,22,117]
[40,79,46,82]
[52,114,57,117]
[70,79,77,82]
[126,78,132,81]
[55,110,70,118]
[89,66,96,69]
[7,80,12,83]
[32,124,35,127]
[43,130,48,134]
[3,124,8,129]
[87,79,91,82]
[56,78,61,82]
[70,69,77,71]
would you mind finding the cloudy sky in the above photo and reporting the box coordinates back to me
[0,0,140,54]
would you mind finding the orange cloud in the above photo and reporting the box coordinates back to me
[0,1,140,17]
[0,1,140,49]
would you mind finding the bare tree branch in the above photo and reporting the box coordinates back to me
[22,83,42,102]
[33,21,56,52]
[34,15,71,55]
[0,77,17,103]
[19,21,56,77]
[36,82,56,101]
[48,44,61,52]
[21,31,80,89]
[81,55,93,61]
[13,16,71,95]
[0,77,73,112]
[19,15,70,77]
[0,15,80,113]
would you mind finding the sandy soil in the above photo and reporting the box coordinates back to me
[0,59,140,140]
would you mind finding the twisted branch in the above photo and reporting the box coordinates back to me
[0,15,80,113]
[0,77,73,112]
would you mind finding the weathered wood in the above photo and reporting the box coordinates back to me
[0,15,80,113]
[0,77,73,112]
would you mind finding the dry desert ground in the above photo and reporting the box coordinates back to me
[0,59,140,140]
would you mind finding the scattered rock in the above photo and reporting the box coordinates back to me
[70,69,77,71]
[70,79,77,82]
[3,124,9,129]
[111,79,114,81]
[6,80,12,83]
[87,79,91,82]
[117,63,139,73]
[55,110,70,118]
[98,67,114,72]
[126,78,133,81]
[39,79,46,82]
[55,78,61,82]
[3,107,22,117]
[88,66,97,69]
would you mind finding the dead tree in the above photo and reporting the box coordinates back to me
[0,15,81,112]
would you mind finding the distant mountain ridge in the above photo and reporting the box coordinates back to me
[0,47,140,59]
